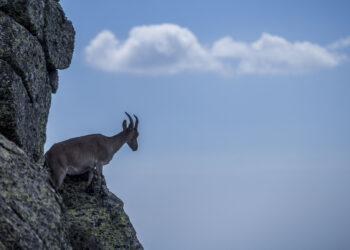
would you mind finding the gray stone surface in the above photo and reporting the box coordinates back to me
[0,11,49,102]
[1,0,75,69]
[0,10,52,162]
[1,0,45,40]
[0,59,29,156]
[0,134,71,249]
[0,3,70,161]
[43,0,75,69]
[62,171,144,250]
[0,58,50,162]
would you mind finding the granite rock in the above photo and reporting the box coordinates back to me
[62,171,144,250]
[1,0,75,69]
[0,0,72,161]
[0,58,50,162]
[1,0,45,40]
[0,134,71,249]
[43,0,75,69]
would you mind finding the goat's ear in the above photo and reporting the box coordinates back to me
[122,120,127,130]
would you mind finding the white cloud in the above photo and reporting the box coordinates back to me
[85,24,223,75]
[212,33,345,74]
[328,36,350,50]
[85,24,347,76]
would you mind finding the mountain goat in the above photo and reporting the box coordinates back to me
[45,112,139,193]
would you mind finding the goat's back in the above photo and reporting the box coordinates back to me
[45,134,112,168]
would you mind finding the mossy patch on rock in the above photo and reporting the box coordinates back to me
[61,171,143,250]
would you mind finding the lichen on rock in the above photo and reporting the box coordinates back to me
[62,172,143,250]
[43,0,75,70]
[0,9,51,162]
[0,134,71,249]
[0,0,75,70]
[0,0,74,162]
[1,0,46,40]
[0,57,50,163]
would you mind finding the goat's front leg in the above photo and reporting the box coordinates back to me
[86,168,95,194]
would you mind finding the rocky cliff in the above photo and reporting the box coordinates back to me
[0,1,143,249]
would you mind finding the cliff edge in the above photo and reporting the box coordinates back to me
[0,1,143,249]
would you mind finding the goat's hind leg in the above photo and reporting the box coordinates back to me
[50,164,67,192]
[96,164,106,196]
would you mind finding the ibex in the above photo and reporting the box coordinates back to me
[45,112,139,193]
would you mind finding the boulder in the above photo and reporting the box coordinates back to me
[43,0,75,69]
[0,58,50,162]
[62,172,143,250]
[1,0,75,70]
[1,0,45,40]
[0,134,71,249]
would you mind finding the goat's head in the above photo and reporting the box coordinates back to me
[122,112,139,151]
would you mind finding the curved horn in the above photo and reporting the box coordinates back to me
[134,114,139,129]
[125,112,134,129]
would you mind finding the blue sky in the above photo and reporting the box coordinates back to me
[46,1,350,249]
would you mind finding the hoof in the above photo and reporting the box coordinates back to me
[99,189,107,198]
